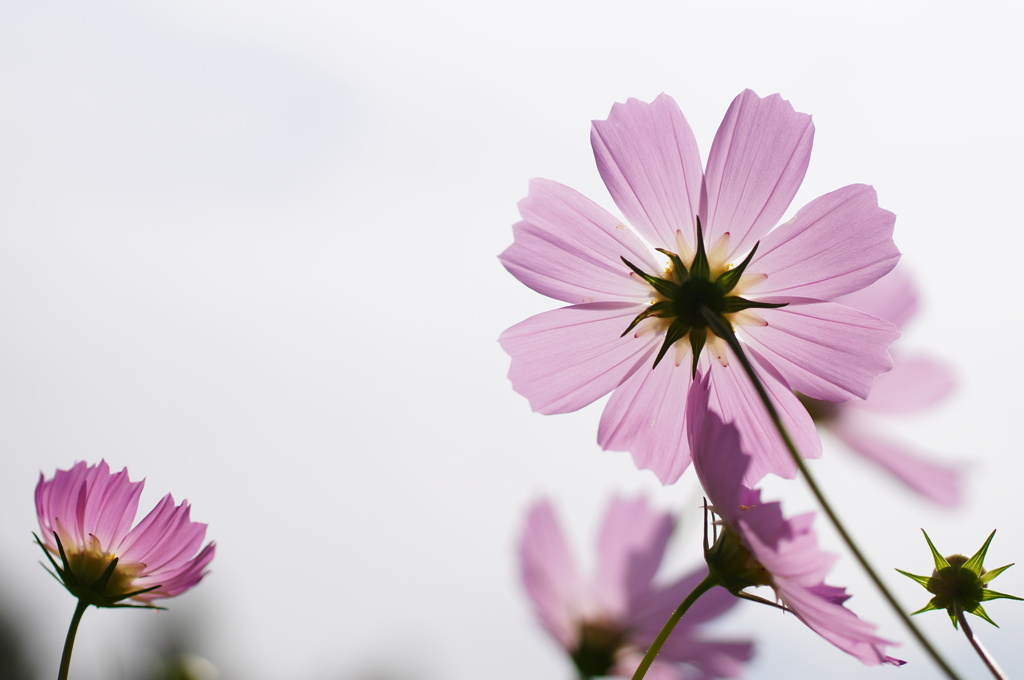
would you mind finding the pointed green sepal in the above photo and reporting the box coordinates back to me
[655,248,688,282]
[715,241,760,294]
[621,257,679,299]
[689,218,710,281]
[621,301,673,337]
[898,529,1022,628]
[652,320,690,369]
[688,328,706,378]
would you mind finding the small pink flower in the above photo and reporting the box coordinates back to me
[521,496,753,679]
[500,90,900,485]
[687,380,902,666]
[801,269,963,504]
[35,461,215,606]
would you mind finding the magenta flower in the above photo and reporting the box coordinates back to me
[687,380,902,666]
[500,90,900,485]
[800,268,963,504]
[35,461,215,606]
[521,496,753,679]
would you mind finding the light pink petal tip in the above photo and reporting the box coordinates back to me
[500,303,656,415]
[834,266,918,328]
[741,303,899,402]
[592,497,674,617]
[519,501,580,648]
[750,184,899,301]
[701,90,814,259]
[500,179,658,305]
[591,93,703,250]
[598,361,694,484]
[832,418,965,506]
[856,353,956,414]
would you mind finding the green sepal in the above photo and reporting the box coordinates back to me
[621,257,679,299]
[621,301,673,338]
[688,328,707,378]
[689,218,711,281]
[721,296,788,314]
[652,319,690,369]
[895,568,931,589]
[715,241,760,294]
[962,530,996,576]
[655,248,689,283]
[922,529,951,571]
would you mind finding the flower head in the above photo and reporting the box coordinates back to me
[35,461,215,608]
[500,90,900,485]
[687,378,903,666]
[799,268,963,504]
[521,496,753,679]
[898,530,1022,627]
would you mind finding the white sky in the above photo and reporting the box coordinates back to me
[1,1,1022,678]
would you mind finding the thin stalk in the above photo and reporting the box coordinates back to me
[955,606,1006,679]
[58,599,89,680]
[702,309,961,680]
[631,573,717,680]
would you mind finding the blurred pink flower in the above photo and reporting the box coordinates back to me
[800,269,963,504]
[521,496,753,679]
[36,461,215,606]
[688,380,902,666]
[500,90,899,485]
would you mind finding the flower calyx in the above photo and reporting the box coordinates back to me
[620,219,785,376]
[897,529,1022,628]
[35,532,163,610]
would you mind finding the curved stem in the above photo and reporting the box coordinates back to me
[955,606,1006,679]
[58,599,89,680]
[631,573,717,680]
[702,310,961,680]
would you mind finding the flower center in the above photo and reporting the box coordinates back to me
[571,619,627,679]
[621,219,785,375]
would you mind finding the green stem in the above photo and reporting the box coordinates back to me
[955,606,1006,679]
[58,599,88,680]
[702,310,961,680]
[631,573,717,680]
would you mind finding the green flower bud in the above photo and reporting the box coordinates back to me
[897,529,1023,628]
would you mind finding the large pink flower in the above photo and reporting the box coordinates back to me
[36,461,215,606]
[500,90,900,484]
[687,380,902,666]
[801,268,963,504]
[521,496,753,679]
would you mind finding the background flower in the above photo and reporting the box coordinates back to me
[521,496,753,679]
[500,90,899,486]
[800,268,963,504]
[687,379,901,666]
[36,461,215,606]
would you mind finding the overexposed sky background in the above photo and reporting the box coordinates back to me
[1,1,1022,678]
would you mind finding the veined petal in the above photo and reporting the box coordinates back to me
[748,185,899,300]
[520,501,581,648]
[501,179,659,304]
[591,94,703,250]
[701,90,814,259]
[853,353,956,414]
[597,361,694,484]
[703,354,821,484]
[500,303,657,414]
[593,497,674,618]
[740,303,899,401]
[831,416,964,506]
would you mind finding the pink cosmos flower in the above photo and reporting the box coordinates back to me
[687,379,902,666]
[35,461,215,606]
[500,90,900,485]
[800,268,963,504]
[521,496,753,679]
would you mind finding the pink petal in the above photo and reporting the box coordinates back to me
[519,501,581,649]
[591,94,703,250]
[740,303,899,402]
[597,360,694,484]
[834,266,918,328]
[831,416,965,506]
[629,567,739,632]
[853,353,956,414]
[592,497,674,617]
[701,90,814,260]
[748,184,899,301]
[760,564,899,666]
[500,179,659,304]
[703,354,821,484]
[655,636,754,679]
[500,303,657,414]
